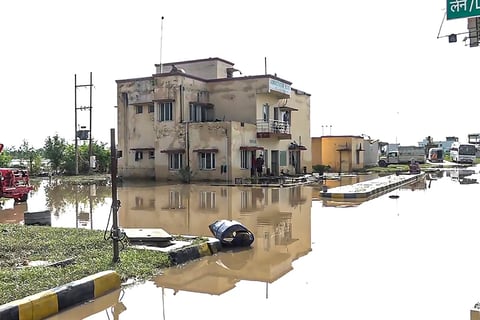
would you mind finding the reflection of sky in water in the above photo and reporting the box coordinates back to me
[25,180,49,212]
[25,180,113,230]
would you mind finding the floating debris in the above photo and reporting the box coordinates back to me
[209,220,254,247]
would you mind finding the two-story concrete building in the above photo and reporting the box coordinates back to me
[116,57,311,182]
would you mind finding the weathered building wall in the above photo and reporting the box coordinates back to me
[311,137,322,167]
[117,78,156,179]
[289,89,311,172]
[208,79,258,124]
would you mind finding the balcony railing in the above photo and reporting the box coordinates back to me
[256,120,291,139]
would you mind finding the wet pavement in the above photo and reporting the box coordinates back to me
[3,167,480,319]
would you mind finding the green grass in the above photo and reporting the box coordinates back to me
[0,224,173,305]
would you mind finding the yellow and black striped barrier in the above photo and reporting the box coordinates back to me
[0,270,120,320]
[169,238,222,265]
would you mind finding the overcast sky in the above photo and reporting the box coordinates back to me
[0,0,476,149]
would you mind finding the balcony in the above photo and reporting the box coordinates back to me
[256,120,291,139]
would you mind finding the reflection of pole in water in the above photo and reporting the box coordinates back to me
[89,186,93,230]
[162,287,166,320]
[75,184,79,228]
[396,197,399,216]
[389,192,399,216]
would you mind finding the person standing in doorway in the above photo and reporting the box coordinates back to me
[256,154,264,177]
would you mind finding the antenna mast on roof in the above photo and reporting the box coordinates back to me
[159,16,165,73]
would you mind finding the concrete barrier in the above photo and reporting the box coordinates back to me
[0,270,121,320]
[169,239,222,265]
[319,173,425,200]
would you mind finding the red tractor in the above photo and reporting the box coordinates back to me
[0,168,34,202]
[0,144,34,203]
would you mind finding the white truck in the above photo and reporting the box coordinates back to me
[378,146,426,167]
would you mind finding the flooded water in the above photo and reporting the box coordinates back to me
[3,168,480,320]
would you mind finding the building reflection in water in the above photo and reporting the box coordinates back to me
[1,181,313,304]
[118,184,312,297]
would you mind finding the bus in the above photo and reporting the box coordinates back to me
[450,142,476,164]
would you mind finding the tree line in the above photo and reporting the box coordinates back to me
[0,134,110,176]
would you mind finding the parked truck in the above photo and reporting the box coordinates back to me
[378,145,426,167]
[0,143,34,203]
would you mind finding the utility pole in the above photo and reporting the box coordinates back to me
[110,128,120,263]
[88,72,93,174]
[74,72,93,175]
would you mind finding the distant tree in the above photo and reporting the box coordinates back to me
[62,144,76,175]
[44,134,67,174]
[90,141,110,173]
[0,150,12,167]
[18,139,37,173]
[31,154,42,175]
[62,141,110,175]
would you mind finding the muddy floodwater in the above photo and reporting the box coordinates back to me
[2,168,480,320]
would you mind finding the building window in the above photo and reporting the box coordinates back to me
[148,104,154,113]
[149,150,155,159]
[189,103,214,122]
[158,102,173,121]
[135,151,143,161]
[240,150,250,169]
[135,105,143,114]
[199,152,215,170]
[169,153,183,170]
[280,151,287,166]
[263,103,269,121]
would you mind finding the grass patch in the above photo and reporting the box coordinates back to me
[0,224,175,305]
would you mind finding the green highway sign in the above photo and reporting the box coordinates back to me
[447,0,480,19]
